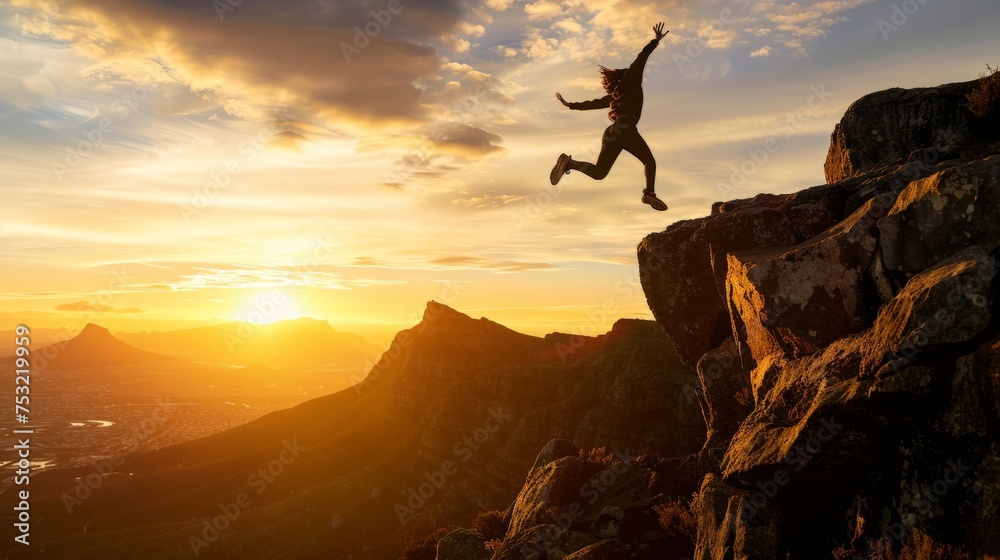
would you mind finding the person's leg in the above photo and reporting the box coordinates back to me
[569,124,625,180]
[622,128,656,193]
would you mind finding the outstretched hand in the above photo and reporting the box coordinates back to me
[653,22,668,41]
[555,92,570,107]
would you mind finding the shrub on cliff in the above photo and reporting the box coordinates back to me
[546,449,616,508]
[654,492,699,542]
[833,530,971,560]
[967,64,1000,117]
[470,509,507,541]
[578,447,617,467]
[400,526,460,560]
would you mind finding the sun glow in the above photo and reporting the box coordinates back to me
[234,290,303,324]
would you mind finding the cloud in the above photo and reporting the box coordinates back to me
[429,62,518,123]
[458,22,487,38]
[355,123,505,189]
[432,124,505,158]
[430,256,554,272]
[163,267,408,290]
[450,193,526,208]
[9,0,459,131]
[55,301,144,314]
[750,45,773,58]
[752,0,878,55]
[484,0,516,10]
[352,255,555,273]
[554,19,584,34]
[525,1,564,21]
[495,0,875,64]
[5,0,527,195]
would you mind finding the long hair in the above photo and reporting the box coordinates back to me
[599,65,627,95]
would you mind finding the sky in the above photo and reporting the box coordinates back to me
[1,0,998,347]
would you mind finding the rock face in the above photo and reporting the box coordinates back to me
[824,79,1000,183]
[639,80,1000,559]
[879,156,1000,272]
[490,448,696,560]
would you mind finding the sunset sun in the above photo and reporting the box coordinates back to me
[234,290,302,325]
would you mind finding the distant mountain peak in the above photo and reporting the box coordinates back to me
[422,300,474,324]
[76,323,130,347]
[80,323,112,336]
[17,323,173,370]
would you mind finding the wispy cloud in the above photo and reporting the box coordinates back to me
[131,266,410,291]
[352,255,555,273]
[55,301,144,314]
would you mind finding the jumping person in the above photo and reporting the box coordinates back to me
[550,22,668,211]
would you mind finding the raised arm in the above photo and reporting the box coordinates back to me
[629,22,668,77]
[556,92,613,111]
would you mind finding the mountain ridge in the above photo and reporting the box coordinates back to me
[14,301,704,560]
[0,322,174,370]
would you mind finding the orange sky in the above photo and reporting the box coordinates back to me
[2,0,998,346]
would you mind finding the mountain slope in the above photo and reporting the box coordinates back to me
[11,302,703,560]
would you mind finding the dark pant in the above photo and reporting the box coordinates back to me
[573,119,656,191]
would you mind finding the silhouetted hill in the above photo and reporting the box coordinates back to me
[14,302,703,560]
[0,323,173,370]
[116,317,381,370]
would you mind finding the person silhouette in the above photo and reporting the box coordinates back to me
[550,22,668,211]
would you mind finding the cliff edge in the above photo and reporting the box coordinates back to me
[638,78,1000,559]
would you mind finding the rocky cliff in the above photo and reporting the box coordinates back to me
[638,78,1000,559]
[472,78,1000,560]
[368,306,706,559]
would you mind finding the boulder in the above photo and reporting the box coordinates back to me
[880,155,1000,272]
[824,80,1000,183]
[638,205,803,367]
[726,192,897,363]
[489,524,596,560]
[694,338,754,472]
[693,474,781,560]
[588,507,623,538]
[561,539,625,559]
[723,246,996,480]
[638,161,944,371]
[530,439,580,472]
[435,529,490,560]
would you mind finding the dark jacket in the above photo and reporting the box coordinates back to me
[567,38,659,124]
